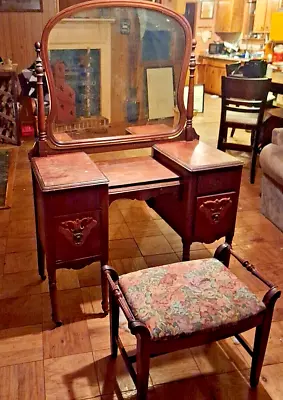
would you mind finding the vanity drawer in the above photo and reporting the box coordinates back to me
[193,191,238,243]
[48,186,107,216]
[197,169,241,195]
[54,210,102,263]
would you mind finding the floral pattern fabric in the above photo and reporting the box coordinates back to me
[119,259,265,340]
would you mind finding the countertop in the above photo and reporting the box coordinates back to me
[198,53,250,62]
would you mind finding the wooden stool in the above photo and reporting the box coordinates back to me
[104,244,280,400]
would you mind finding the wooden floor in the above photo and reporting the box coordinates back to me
[0,96,283,399]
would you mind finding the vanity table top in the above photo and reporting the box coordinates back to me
[31,152,108,192]
[96,156,179,189]
[154,140,243,172]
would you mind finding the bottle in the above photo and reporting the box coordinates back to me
[264,41,273,62]
[273,44,283,63]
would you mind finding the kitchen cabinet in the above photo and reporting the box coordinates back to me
[253,0,280,33]
[215,0,245,32]
[204,64,226,95]
[198,56,238,96]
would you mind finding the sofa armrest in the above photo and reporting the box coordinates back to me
[272,128,283,146]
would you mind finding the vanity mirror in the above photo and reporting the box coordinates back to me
[33,0,197,155]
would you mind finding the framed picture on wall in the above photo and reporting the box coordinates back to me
[0,0,43,12]
[200,1,215,19]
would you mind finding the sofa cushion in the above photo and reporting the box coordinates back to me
[119,259,265,340]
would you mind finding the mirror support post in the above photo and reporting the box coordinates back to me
[185,39,199,141]
[35,41,47,156]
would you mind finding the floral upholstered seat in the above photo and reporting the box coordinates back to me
[119,259,266,340]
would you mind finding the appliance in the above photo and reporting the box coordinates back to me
[208,42,225,55]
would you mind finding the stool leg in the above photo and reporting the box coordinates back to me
[136,337,150,400]
[250,313,273,387]
[230,128,236,137]
[101,265,109,314]
[182,239,191,261]
[47,264,62,327]
[110,292,119,358]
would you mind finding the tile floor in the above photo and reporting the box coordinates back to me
[0,95,283,399]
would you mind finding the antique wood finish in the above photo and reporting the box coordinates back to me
[32,0,198,156]
[104,245,281,399]
[31,142,243,324]
[31,152,109,325]
[30,0,244,327]
[151,141,242,259]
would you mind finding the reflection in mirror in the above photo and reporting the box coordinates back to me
[47,6,186,142]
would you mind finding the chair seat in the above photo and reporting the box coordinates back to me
[119,259,265,341]
[226,110,259,126]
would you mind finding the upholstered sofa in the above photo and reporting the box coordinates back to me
[260,128,283,232]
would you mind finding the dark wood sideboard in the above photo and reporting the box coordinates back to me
[31,140,243,326]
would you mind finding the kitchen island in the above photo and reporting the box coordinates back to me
[197,54,247,96]
[197,54,283,99]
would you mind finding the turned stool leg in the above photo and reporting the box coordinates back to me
[250,313,273,387]
[47,263,62,327]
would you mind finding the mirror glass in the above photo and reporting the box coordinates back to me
[46,6,186,142]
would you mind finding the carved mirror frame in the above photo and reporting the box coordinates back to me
[34,0,197,156]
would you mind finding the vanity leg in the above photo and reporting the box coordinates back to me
[37,239,46,281]
[47,264,62,327]
[182,239,191,261]
[32,172,46,281]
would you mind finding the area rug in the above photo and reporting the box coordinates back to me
[0,148,17,209]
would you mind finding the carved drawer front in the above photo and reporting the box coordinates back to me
[54,210,102,263]
[194,192,238,243]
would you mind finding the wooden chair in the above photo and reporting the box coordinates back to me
[103,243,280,400]
[217,76,270,184]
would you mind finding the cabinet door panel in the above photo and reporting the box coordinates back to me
[215,0,232,32]
[54,210,102,263]
[193,192,238,243]
[215,0,244,32]
[253,0,267,32]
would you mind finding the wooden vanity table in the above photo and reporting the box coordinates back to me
[30,0,243,325]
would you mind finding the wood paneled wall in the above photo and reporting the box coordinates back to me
[0,0,58,71]
[59,0,87,10]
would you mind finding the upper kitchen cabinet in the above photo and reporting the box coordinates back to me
[215,0,246,32]
[253,0,280,33]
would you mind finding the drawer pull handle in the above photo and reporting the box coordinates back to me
[200,197,232,224]
[59,217,97,246]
